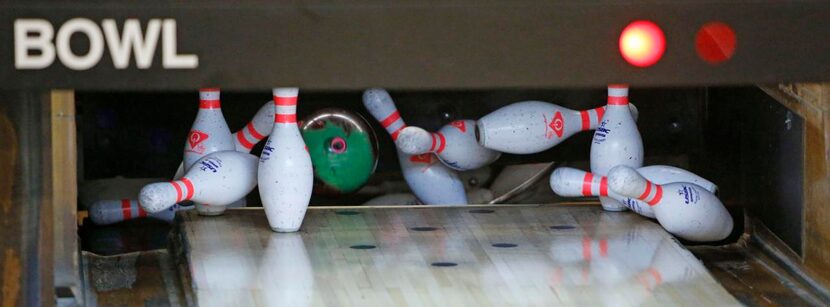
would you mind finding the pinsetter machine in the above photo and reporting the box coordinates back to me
[1,1,829,306]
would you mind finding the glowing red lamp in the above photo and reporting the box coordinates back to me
[619,20,666,67]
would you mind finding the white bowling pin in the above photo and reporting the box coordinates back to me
[362,89,468,205]
[476,101,638,154]
[140,151,258,213]
[183,88,236,215]
[258,88,314,232]
[396,120,501,171]
[184,88,235,168]
[590,85,644,212]
[89,199,192,225]
[550,166,718,218]
[607,165,733,242]
[233,100,275,153]
[172,100,273,210]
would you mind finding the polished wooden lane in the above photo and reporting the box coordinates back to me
[178,205,740,306]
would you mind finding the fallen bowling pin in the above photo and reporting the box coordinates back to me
[591,85,644,212]
[234,100,275,153]
[258,88,314,232]
[362,88,467,205]
[140,151,258,213]
[607,165,733,242]
[172,100,273,211]
[396,120,501,171]
[89,199,193,225]
[550,166,718,218]
[475,101,638,154]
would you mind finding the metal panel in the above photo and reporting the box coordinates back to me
[0,1,828,90]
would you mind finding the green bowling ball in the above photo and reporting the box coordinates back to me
[301,108,378,194]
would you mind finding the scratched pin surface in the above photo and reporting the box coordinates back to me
[180,205,739,307]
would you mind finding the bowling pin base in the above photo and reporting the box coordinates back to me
[196,203,227,216]
[599,197,629,212]
[270,226,301,233]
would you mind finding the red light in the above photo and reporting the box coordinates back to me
[696,21,736,64]
[619,20,666,67]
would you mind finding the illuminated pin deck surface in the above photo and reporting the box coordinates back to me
[181,205,739,306]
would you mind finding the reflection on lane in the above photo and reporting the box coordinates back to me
[185,207,740,306]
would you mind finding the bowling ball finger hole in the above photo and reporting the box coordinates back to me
[410,227,438,232]
[328,137,347,154]
[549,225,575,230]
[431,262,458,267]
[492,243,518,248]
[350,244,376,250]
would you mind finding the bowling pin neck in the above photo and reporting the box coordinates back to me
[199,88,221,109]
[607,85,629,106]
[362,89,407,140]
[576,107,607,132]
[273,94,298,126]
[169,177,197,203]
[428,132,446,153]
[582,172,609,197]
[608,166,663,206]
[380,110,406,141]
[234,121,268,152]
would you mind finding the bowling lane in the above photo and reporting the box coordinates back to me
[178,205,740,306]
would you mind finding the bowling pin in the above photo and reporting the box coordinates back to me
[607,165,733,242]
[234,100,276,153]
[89,199,192,225]
[140,151,258,213]
[258,88,314,232]
[396,120,501,171]
[590,85,644,211]
[476,101,638,154]
[550,166,718,218]
[183,88,236,215]
[362,88,467,205]
[172,100,274,210]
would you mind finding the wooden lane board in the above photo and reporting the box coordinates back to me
[177,205,740,306]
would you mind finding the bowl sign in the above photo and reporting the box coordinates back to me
[14,18,198,70]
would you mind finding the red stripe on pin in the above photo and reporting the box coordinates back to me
[582,173,594,196]
[390,126,404,141]
[246,122,265,140]
[429,133,437,151]
[595,107,605,123]
[171,181,183,203]
[638,181,652,200]
[274,96,297,106]
[599,177,608,197]
[182,178,195,201]
[648,185,663,206]
[138,205,148,218]
[380,111,401,128]
[608,96,629,105]
[236,132,254,150]
[435,133,446,154]
[121,199,132,219]
[275,114,297,123]
[580,110,590,131]
[199,100,221,109]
